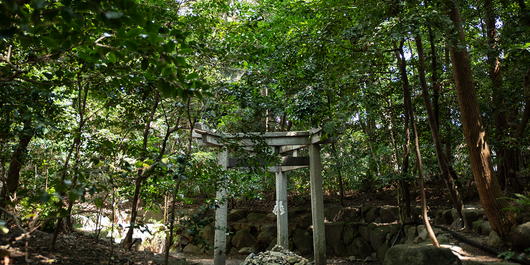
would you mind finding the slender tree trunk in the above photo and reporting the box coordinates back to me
[394,38,439,246]
[394,41,412,220]
[66,83,89,231]
[414,34,464,220]
[443,0,516,236]
[410,110,440,247]
[428,26,441,128]
[331,143,345,206]
[1,118,33,206]
[123,95,160,249]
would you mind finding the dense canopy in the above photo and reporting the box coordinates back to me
[1,0,530,256]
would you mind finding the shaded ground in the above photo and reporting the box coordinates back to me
[1,182,504,265]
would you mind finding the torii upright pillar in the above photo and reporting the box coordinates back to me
[309,143,326,265]
[214,149,228,265]
[274,146,288,248]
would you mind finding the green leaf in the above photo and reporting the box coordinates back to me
[117,27,126,38]
[126,28,143,38]
[158,79,173,98]
[195,90,203,101]
[41,37,57,48]
[40,192,51,203]
[179,48,193,54]
[106,11,123,19]
[148,31,159,44]
[69,190,79,201]
[186,73,199,80]
[141,58,149,70]
[174,57,187,67]
[107,52,117,63]
[161,65,175,77]
[124,40,138,51]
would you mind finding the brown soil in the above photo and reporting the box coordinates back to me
[0,182,506,265]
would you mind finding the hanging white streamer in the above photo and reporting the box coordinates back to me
[272,201,285,216]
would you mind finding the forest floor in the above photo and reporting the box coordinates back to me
[0,181,510,264]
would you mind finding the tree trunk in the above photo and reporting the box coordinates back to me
[394,41,412,221]
[123,95,160,249]
[331,143,345,206]
[443,0,516,236]
[428,26,441,128]
[414,34,464,220]
[1,118,33,203]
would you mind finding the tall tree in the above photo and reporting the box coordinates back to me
[443,0,516,236]
[414,33,464,220]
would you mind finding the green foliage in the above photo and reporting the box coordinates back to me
[1,0,530,251]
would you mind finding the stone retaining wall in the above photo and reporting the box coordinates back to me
[176,205,461,258]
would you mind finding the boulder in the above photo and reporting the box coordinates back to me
[378,239,392,259]
[232,229,259,251]
[292,228,312,255]
[435,209,444,225]
[324,207,343,221]
[300,214,312,229]
[437,233,452,244]
[451,218,464,231]
[389,224,401,236]
[238,247,257,254]
[414,228,428,244]
[366,207,380,223]
[183,243,203,254]
[228,209,249,222]
[383,244,462,265]
[266,213,277,221]
[333,241,348,257]
[257,230,276,247]
[462,209,480,231]
[247,213,267,223]
[199,225,215,246]
[240,223,257,235]
[226,235,233,254]
[358,225,372,242]
[442,210,455,225]
[347,237,372,258]
[325,222,345,247]
[510,222,530,249]
[411,206,422,220]
[361,206,374,217]
[288,223,297,237]
[336,208,359,222]
[473,220,483,234]
[370,225,390,251]
[342,224,356,245]
[405,226,418,244]
[487,230,504,249]
[480,221,492,236]
[260,224,277,235]
[379,206,398,223]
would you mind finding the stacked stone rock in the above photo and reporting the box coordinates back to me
[240,245,310,265]
[175,205,530,259]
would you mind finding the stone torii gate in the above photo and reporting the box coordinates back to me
[192,124,335,265]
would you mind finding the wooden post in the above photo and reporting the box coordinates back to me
[214,149,228,265]
[309,144,326,265]
[275,169,288,247]
[273,146,288,248]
